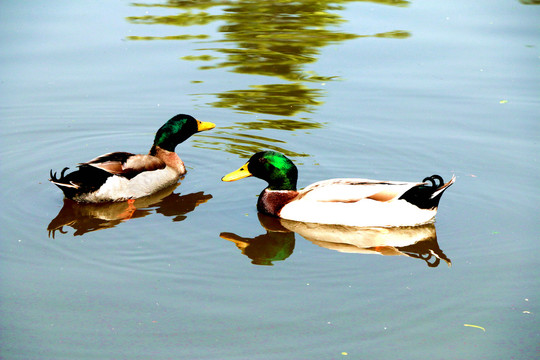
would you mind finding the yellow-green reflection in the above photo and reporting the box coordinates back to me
[128,0,409,83]
[127,0,410,156]
[208,83,324,116]
[128,34,209,40]
[200,131,310,158]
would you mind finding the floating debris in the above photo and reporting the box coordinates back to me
[464,324,485,332]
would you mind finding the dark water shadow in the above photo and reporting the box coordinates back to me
[221,213,450,267]
[126,1,411,157]
[47,183,212,238]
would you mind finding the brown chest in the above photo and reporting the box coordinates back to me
[257,189,299,217]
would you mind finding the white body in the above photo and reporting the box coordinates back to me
[278,178,438,227]
[73,167,180,202]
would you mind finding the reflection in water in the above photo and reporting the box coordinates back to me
[221,214,450,267]
[127,1,411,155]
[282,220,451,267]
[201,131,310,159]
[47,183,212,237]
[220,214,295,266]
[208,83,324,117]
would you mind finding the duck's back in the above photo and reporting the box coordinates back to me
[278,177,452,227]
[298,178,421,203]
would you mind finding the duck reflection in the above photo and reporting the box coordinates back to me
[220,214,295,266]
[282,219,451,267]
[127,1,411,154]
[47,183,212,238]
[221,214,450,267]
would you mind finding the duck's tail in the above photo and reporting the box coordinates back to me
[429,175,456,200]
[399,174,456,210]
[49,168,79,188]
[50,165,112,200]
[49,167,80,199]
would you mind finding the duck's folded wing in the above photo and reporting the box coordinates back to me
[299,178,422,203]
[81,152,166,178]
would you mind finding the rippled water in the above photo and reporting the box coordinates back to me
[1,1,539,359]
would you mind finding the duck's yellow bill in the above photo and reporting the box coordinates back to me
[196,120,216,132]
[222,164,252,182]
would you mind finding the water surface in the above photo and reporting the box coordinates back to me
[1,1,539,359]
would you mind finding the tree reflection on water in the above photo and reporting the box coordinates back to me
[127,0,410,157]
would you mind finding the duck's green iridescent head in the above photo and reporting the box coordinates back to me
[152,114,215,152]
[222,151,298,191]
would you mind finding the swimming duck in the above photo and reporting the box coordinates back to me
[222,151,455,227]
[50,114,215,203]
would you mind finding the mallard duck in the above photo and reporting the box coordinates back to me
[50,114,215,203]
[222,151,455,227]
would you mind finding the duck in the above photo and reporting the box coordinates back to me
[50,114,215,203]
[222,151,455,227]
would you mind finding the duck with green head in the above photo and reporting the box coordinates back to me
[222,151,455,227]
[50,114,215,202]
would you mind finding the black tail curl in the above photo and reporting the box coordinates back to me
[49,165,114,200]
[399,174,452,210]
[50,167,70,182]
[422,175,443,188]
